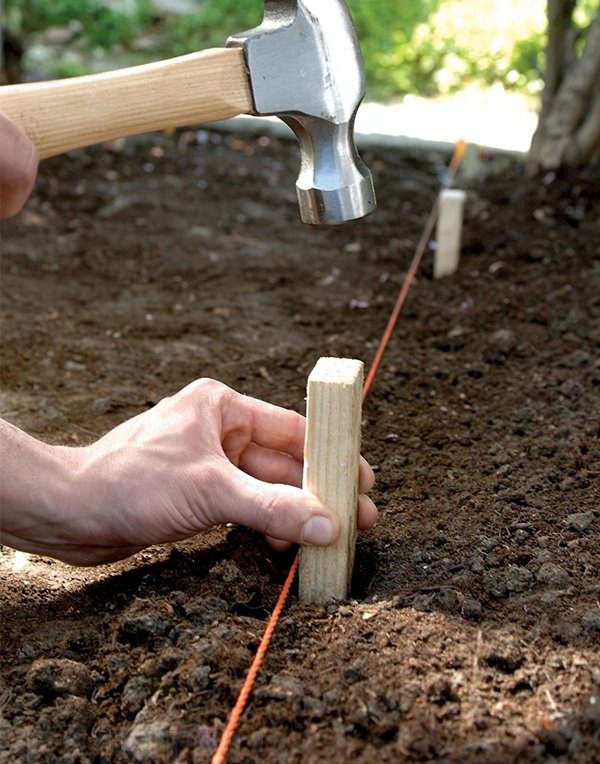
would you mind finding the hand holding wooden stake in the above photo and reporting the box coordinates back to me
[299,357,364,604]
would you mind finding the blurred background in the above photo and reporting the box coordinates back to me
[2,1,598,163]
[2,0,557,93]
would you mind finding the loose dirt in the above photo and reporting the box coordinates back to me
[1,130,598,763]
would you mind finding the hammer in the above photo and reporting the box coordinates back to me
[0,0,376,225]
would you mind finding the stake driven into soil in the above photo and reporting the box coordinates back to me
[211,140,468,764]
[434,189,467,279]
[299,358,364,604]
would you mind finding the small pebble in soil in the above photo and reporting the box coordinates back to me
[255,674,303,701]
[564,511,595,532]
[514,528,530,544]
[585,687,600,719]
[123,711,172,763]
[90,397,112,414]
[483,328,517,362]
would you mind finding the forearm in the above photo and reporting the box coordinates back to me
[0,419,79,554]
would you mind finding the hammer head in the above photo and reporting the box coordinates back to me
[227,0,376,226]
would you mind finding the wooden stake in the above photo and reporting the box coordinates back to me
[299,357,363,604]
[434,189,467,279]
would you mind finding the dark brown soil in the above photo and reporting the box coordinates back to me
[1,130,599,763]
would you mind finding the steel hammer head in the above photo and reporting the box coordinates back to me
[227,0,376,226]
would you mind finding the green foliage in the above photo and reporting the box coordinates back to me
[45,59,91,78]
[5,0,152,49]
[511,32,546,89]
[165,1,260,55]
[4,0,597,98]
[347,0,441,95]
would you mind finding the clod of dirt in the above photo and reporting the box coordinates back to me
[120,675,157,717]
[484,649,525,675]
[139,649,183,679]
[26,658,98,700]
[559,349,592,368]
[37,696,96,740]
[462,597,483,619]
[183,595,228,626]
[123,708,173,763]
[537,562,572,589]
[537,727,570,756]
[505,564,534,593]
[209,559,241,584]
[344,659,366,683]
[186,664,211,692]
[564,511,596,532]
[582,608,600,633]
[117,601,175,645]
[427,676,460,705]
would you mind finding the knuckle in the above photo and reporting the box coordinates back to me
[188,377,223,395]
[183,378,233,406]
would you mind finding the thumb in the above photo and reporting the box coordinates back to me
[205,460,341,546]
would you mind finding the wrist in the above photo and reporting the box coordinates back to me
[0,421,83,553]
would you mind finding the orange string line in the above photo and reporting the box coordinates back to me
[211,139,467,764]
[211,553,300,764]
[362,138,466,400]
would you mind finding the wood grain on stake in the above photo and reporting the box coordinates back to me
[299,358,364,604]
[0,48,252,159]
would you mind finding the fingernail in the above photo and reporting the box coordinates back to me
[302,516,335,546]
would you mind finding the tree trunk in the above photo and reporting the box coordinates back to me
[527,3,600,173]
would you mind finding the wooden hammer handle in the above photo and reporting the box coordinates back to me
[0,48,252,159]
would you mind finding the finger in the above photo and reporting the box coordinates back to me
[238,442,303,487]
[205,460,340,546]
[238,439,373,493]
[226,390,374,488]
[265,494,377,552]
[229,394,306,461]
[0,114,38,219]
[358,494,378,530]
[359,456,375,493]
[266,536,293,552]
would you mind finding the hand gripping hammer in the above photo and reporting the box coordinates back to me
[0,1,376,225]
